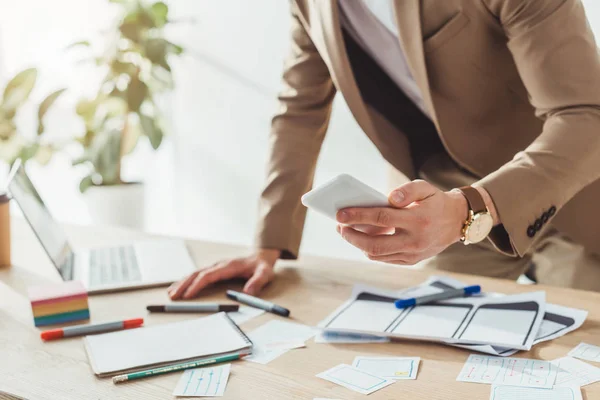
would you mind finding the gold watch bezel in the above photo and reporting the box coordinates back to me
[461,210,493,245]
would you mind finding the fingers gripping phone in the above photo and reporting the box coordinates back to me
[301,174,390,221]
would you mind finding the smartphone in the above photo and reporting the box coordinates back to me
[301,174,389,221]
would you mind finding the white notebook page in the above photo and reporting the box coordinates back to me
[85,312,250,375]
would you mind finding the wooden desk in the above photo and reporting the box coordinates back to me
[1,219,600,400]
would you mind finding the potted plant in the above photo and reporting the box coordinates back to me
[0,68,65,170]
[70,0,183,229]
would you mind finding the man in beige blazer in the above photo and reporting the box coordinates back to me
[170,0,600,299]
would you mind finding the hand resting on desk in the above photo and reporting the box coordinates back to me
[168,249,280,299]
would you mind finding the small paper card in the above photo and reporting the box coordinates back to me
[568,342,600,363]
[173,364,231,397]
[553,356,600,387]
[489,385,582,400]
[316,364,394,395]
[457,354,558,388]
[352,356,420,380]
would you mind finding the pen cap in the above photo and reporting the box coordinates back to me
[394,298,416,308]
[41,329,64,341]
[464,285,481,295]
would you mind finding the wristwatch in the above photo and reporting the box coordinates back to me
[456,186,494,245]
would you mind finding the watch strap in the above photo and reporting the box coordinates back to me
[458,186,486,214]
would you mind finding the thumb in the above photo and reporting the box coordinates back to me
[388,179,437,208]
[243,263,274,296]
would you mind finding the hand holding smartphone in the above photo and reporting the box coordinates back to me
[301,174,390,221]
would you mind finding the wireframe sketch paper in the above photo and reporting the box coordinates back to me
[84,312,252,376]
[488,385,582,400]
[457,354,558,388]
[552,356,600,387]
[314,330,390,344]
[319,282,546,350]
[352,356,420,380]
[316,364,394,395]
[173,364,231,397]
[243,320,316,365]
[568,342,600,363]
[418,277,587,357]
[227,306,265,325]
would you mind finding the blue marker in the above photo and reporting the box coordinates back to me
[394,285,481,309]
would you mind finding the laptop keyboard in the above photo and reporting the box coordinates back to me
[89,246,142,286]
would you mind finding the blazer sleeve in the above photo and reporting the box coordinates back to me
[254,2,337,259]
[476,0,600,256]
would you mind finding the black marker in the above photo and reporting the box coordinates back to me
[147,303,239,313]
[226,290,290,317]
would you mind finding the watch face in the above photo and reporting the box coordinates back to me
[466,212,494,243]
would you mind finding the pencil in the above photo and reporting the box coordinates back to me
[112,350,250,383]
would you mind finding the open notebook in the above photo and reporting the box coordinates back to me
[84,312,252,377]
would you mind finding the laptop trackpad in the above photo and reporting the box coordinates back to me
[134,240,196,281]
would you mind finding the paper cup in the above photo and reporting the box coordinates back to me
[0,192,10,267]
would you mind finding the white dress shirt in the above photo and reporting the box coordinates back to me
[338,0,430,118]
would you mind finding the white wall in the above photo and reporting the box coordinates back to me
[1,0,600,262]
[0,0,388,261]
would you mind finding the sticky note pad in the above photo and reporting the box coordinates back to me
[27,281,89,327]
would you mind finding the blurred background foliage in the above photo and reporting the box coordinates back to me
[71,0,184,192]
[0,68,65,166]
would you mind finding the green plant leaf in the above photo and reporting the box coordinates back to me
[34,145,54,165]
[150,2,168,27]
[65,40,91,50]
[119,21,141,42]
[79,174,94,193]
[18,143,39,163]
[2,68,37,111]
[111,60,138,76]
[0,134,24,164]
[167,41,184,55]
[0,119,16,140]
[122,114,141,154]
[76,98,98,119]
[144,38,168,64]
[84,129,122,185]
[37,88,66,135]
[126,76,148,112]
[139,112,163,149]
[72,155,89,166]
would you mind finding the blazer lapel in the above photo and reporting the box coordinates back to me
[393,0,441,132]
[315,0,377,136]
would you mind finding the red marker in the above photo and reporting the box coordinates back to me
[41,318,143,341]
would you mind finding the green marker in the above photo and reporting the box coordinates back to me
[111,350,250,383]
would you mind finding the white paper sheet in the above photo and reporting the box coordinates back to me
[457,354,558,388]
[552,356,600,387]
[488,385,582,400]
[243,320,316,365]
[227,306,265,325]
[314,331,390,344]
[173,364,231,397]
[316,364,394,395]
[568,342,600,363]
[352,356,420,380]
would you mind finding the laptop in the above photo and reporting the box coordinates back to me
[7,162,197,294]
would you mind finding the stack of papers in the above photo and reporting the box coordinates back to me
[317,276,587,355]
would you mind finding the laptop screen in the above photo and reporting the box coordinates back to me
[8,164,74,278]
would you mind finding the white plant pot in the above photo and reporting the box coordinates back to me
[84,183,145,230]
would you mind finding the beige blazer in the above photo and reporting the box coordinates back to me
[255,0,600,260]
